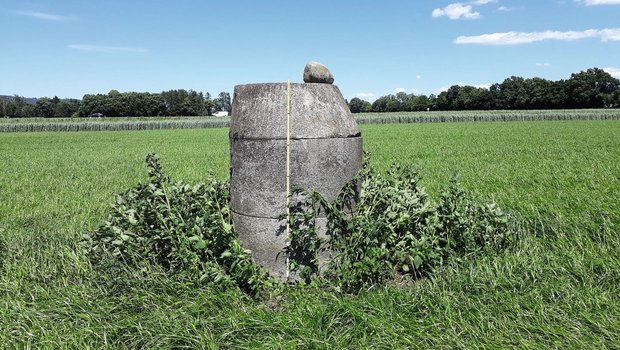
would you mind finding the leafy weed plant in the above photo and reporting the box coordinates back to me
[83,154,272,297]
[85,153,515,296]
[286,156,515,292]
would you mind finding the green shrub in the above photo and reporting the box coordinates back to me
[85,153,515,296]
[82,154,271,297]
[286,156,515,293]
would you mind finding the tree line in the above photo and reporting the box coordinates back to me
[0,90,232,118]
[348,68,620,113]
[2,67,618,118]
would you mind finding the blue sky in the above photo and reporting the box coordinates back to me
[1,0,619,101]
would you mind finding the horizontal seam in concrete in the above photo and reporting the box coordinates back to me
[231,134,362,141]
[233,210,282,220]
[233,208,333,220]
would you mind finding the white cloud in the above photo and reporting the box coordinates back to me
[536,62,551,67]
[497,6,514,11]
[416,75,422,79]
[576,0,620,5]
[395,88,407,93]
[68,45,148,53]
[603,67,620,78]
[454,28,620,45]
[13,10,72,21]
[432,0,497,20]
[432,3,480,19]
[356,92,374,98]
[476,83,492,89]
[601,28,620,41]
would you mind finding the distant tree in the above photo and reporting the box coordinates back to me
[184,90,205,116]
[434,91,449,110]
[397,93,418,111]
[346,68,617,112]
[444,85,460,110]
[161,89,189,116]
[455,86,473,110]
[395,92,409,105]
[215,92,232,114]
[123,92,154,117]
[78,94,100,117]
[475,88,495,110]
[500,77,530,109]
[372,94,400,112]
[5,65,617,119]
[145,93,166,116]
[412,95,430,111]
[609,89,620,108]
[5,95,29,117]
[348,97,372,113]
[53,99,81,117]
[453,86,473,110]
[21,104,35,118]
[107,90,125,117]
[76,90,124,117]
[76,89,216,118]
[565,68,620,108]
[546,80,568,109]
[522,78,551,109]
[34,97,55,118]
[204,92,215,116]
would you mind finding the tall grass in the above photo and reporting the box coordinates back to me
[1,121,619,347]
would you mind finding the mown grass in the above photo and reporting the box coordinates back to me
[1,121,619,348]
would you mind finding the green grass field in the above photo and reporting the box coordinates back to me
[1,121,619,348]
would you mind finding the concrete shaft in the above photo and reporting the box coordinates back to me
[230,83,362,278]
[230,137,362,218]
[232,213,331,280]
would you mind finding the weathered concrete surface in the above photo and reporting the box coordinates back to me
[230,137,362,218]
[230,83,359,140]
[303,61,334,84]
[232,212,330,279]
[230,81,362,280]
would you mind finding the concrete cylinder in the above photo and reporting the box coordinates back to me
[230,82,362,279]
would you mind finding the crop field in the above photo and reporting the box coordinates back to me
[2,109,620,132]
[0,116,231,132]
[355,108,620,125]
[1,120,619,348]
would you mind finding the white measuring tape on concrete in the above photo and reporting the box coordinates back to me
[285,81,291,280]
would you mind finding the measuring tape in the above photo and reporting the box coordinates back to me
[285,81,291,280]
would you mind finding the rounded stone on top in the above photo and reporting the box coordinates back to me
[303,61,334,84]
